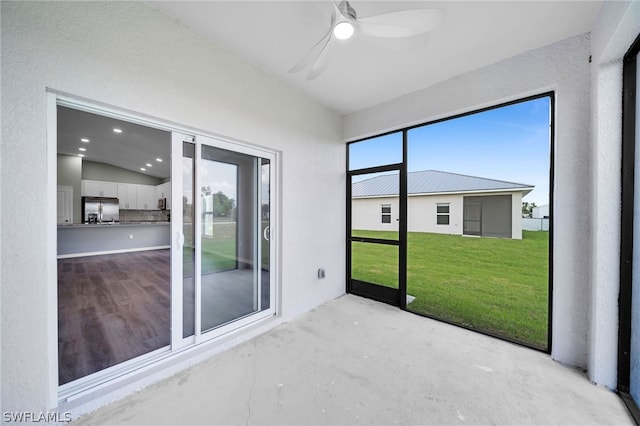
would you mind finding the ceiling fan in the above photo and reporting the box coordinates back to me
[289,1,444,80]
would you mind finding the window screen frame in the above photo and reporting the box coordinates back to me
[346,91,554,354]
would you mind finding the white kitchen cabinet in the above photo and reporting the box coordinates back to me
[156,182,171,209]
[101,182,118,197]
[57,185,73,224]
[81,180,98,196]
[82,180,118,197]
[117,183,137,209]
[136,184,157,210]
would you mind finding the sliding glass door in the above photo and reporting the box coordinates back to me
[172,134,274,347]
[55,99,277,399]
[199,144,266,331]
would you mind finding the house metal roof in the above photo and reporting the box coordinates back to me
[352,170,534,197]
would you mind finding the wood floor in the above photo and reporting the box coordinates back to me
[58,250,170,385]
[58,250,270,385]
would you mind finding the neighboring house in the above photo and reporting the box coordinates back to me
[352,170,533,239]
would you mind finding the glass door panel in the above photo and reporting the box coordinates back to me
[182,142,196,338]
[173,134,275,346]
[57,106,173,387]
[198,143,266,333]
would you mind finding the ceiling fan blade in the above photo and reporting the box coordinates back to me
[358,8,444,38]
[333,0,354,21]
[289,4,340,75]
[288,27,333,74]
[306,36,336,80]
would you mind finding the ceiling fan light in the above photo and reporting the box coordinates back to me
[333,21,354,40]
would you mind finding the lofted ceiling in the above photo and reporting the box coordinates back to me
[57,106,171,180]
[58,1,602,178]
[150,0,602,115]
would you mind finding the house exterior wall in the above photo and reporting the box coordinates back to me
[345,34,592,372]
[352,191,523,239]
[352,197,400,232]
[409,194,462,235]
[1,1,344,416]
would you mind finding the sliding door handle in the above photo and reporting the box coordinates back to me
[176,232,185,249]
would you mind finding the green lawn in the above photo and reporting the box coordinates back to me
[351,230,549,349]
[183,220,270,277]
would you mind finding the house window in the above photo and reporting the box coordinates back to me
[437,203,450,225]
[381,204,391,223]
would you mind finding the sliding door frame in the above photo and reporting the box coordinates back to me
[50,91,280,404]
[192,135,276,345]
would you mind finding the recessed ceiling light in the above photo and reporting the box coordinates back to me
[140,167,146,171]
[78,154,84,158]
[146,163,152,167]
[78,147,86,152]
[81,138,90,143]
[156,158,163,162]
[113,128,122,133]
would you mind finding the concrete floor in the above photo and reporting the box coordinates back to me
[73,294,633,425]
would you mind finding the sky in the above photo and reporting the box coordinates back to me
[349,96,551,206]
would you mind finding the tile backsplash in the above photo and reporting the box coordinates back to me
[120,209,170,223]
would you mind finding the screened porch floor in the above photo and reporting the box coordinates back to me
[72,294,632,425]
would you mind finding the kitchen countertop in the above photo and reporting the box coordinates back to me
[58,222,170,228]
[58,221,171,257]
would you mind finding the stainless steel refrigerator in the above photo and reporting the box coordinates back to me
[82,197,120,223]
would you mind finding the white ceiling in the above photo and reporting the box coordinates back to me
[150,0,602,115]
[58,1,602,178]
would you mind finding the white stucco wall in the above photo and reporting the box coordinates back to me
[588,0,640,389]
[408,194,462,235]
[345,34,592,370]
[1,1,344,415]
[352,197,400,232]
[351,195,461,234]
